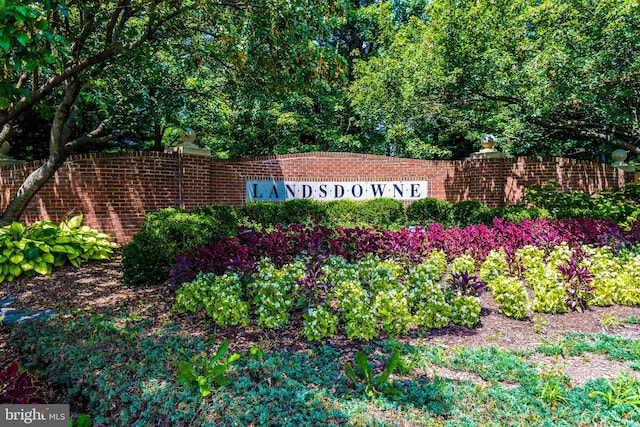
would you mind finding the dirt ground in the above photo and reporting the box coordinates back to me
[2,251,640,402]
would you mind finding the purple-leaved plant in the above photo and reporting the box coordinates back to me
[557,254,595,312]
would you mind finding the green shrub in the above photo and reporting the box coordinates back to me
[406,198,453,226]
[524,181,639,223]
[492,205,551,224]
[122,206,240,286]
[280,198,327,224]
[240,201,283,227]
[358,198,406,229]
[451,200,492,228]
[323,199,363,227]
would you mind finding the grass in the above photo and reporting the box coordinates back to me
[8,310,640,426]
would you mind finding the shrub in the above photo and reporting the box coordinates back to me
[451,200,492,228]
[280,199,327,224]
[492,205,551,224]
[524,181,639,223]
[122,206,240,286]
[240,201,283,227]
[358,198,406,229]
[323,199,362,227]
[407,198,453,227]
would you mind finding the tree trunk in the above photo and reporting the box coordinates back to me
[0,79,82,226]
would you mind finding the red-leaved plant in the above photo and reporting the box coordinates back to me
[0,360,45,404]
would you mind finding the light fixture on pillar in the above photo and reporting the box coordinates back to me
[611,149,636,172]
[165,127,211,157]
[471,134,506,160]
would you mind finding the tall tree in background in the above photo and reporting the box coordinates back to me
[0,0,345,224]
[350,0,640,160]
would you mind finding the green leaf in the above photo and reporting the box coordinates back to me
[9,222,24,236]
[34,262,50,275]
[176,361,198,387]
[0,36,10,52]
[343,362,359,385]
[211,339,230,362]
[9,253,24,264]
[16,33,29,47]
[375,351,399,388]
[55,236,72,244]
[0,97,8,110]
[9,264,21,277]
[25,247,40,260]
[51,245,68,253]
[66,215,84,229]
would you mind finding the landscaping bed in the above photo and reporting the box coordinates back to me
[2,250,640,426]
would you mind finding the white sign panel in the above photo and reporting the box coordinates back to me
[246,180,428,202]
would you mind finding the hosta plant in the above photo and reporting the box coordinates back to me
[0,215,117,282]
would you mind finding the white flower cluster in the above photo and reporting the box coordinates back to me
[248,259,304,328]
[489,275,530,320]
[449,294,481,328]
[480,248,509,284]
[301,305,338,341]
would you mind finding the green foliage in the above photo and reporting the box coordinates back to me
[412,281,451,329]
[122,206,239,286]
[280,199,327,225]
[590,373,640,411]
[0,215,117,282]
[451,200,492,228]
[406,198,453,226]
[489,276,530,320]
[480,248,509,283]
[176,340,241,397]
[524,181,640,223]
[492,205,551,224]
[240,202,284,228]
[374,286,413,336]
[301,306,339,341]
[449,254,476,275]
[358,198,406,228]
[449,294,481,328]
[343,351,402,397]
[334,280,378,341]
[538,358,570,406]
[323,200,364,227]
[174,272,249,326]
[70,414,93,427]
[248,259,304,329]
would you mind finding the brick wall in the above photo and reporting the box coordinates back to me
[1,151,635,243]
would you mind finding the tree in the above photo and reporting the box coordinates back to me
[349,0,640,160]
[0,0,345,225]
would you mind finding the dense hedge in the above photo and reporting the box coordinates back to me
[122,204,240,286]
